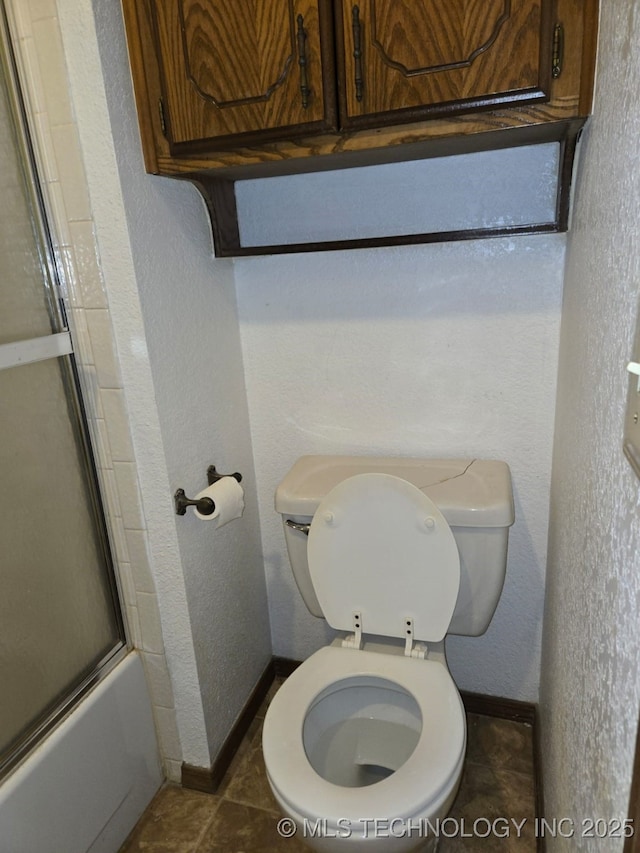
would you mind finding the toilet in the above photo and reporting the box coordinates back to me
[263,456,514,852]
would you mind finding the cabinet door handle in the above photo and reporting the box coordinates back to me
[352,5,364,102]
[296,14,310,109]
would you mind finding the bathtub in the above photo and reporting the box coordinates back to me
[0,652,162,852]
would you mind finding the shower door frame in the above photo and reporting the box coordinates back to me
[0,1,128,781]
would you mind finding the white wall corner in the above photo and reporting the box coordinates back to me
[54,0,211,768]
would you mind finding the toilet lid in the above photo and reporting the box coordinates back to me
[308,473,460,643]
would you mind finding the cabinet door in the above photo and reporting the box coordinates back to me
[336,0,553,130]
[150,0,337,152]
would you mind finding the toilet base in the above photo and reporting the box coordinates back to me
[269,770,462,853]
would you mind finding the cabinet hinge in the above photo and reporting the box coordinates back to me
[552,24,564,79]
[158,98,167,137]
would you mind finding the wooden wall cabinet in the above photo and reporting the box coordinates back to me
[148,1,338,151]
[122,0,599,256]
[336,0,553,130]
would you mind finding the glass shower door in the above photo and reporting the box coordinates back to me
[0,10,125,778]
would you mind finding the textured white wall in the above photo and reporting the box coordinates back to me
[540,2,640,842]
[235,233,565,701]
[57,0,272,767]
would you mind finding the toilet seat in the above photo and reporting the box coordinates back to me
[308,474,460,643]
[262,645,466,825]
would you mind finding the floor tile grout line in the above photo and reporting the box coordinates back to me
[464,757,536,780]
[191,794,225,852]
[221,791,282,818]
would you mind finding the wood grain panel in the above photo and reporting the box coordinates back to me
[149,0,336,148]
[338,0,553,129]
[153,108,583,177]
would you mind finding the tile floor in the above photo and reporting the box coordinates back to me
[119,679,537,852]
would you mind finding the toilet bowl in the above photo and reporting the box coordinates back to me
[263,646,466,852]
[264,459,514,852]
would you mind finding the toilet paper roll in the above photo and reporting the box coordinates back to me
[193,476,245,528]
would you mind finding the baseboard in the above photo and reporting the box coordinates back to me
[533,705,546,853]
[181,658,275,794]
[459,690,536,724]
[272,655,302,678]
[624,706,640,853]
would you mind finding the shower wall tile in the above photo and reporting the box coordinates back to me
[94,418,112,470]
[137,592,165,655]
[101,468,123,525]
[33,112,58,181]
[7,0,181,777]
[110,515,131,566]
[69,220,107,309]
[30,19,73,125]
[163,759,182,784]
[11,4,34,40]
[153,707,182,765]
[125,529,157,594]
[84,366,104,418]
[46,181,71,246]
[17,37,46,113]
[50,123,92,220]
[68,307,94,365]
[85,309,121,388]
[114,461,146,528]
[101,389,135,461]
[53,244,76,303]
[27,0,58,24]
[142,652,175,709]
[118,562,137,610]
[128,603,143,649]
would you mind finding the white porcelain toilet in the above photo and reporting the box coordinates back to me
[263,456,514,852]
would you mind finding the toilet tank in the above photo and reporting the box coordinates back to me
[275,456,515,637]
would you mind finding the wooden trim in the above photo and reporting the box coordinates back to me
[172,117,584,182]
[578,0,600,116]
[152,105,584,178]
[459,690,536,724]
[121,0,161,174]
[556,123,582,230]
[624,705,640,852]
[338,89,552,136]
[181,659,275,794]
[273,655,303,678]
[184,118,584,257]
[214,222,561,259]
[170,117,340,158]
[534,705,546,853]
[190,176,241,256]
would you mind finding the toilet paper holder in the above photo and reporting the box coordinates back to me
[174,465,243,516]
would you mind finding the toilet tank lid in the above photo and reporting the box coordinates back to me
[275,456,514,528]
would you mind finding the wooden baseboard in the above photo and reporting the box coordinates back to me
[272,655,302,678]
[181,658,275,794]
[533,706,546,853]
[624,705,640,852]
[459,690,536,724]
